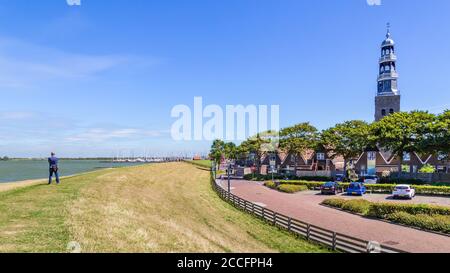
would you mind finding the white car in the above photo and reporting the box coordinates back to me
[392,185,416,199]
[364,175,379,184]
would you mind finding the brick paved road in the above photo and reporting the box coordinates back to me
[218,179,450,253]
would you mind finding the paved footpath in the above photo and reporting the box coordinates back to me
[218,179,450,253]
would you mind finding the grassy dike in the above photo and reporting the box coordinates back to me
[0,162,330,253]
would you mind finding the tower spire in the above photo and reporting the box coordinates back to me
[375,25,401,121]
[386,22,391,38]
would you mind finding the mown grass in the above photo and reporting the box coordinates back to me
[0,163,330,253]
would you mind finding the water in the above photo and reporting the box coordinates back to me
[0,160,145,183]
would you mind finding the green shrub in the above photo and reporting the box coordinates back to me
[386,212,450,234]
[243,174,332,182]
[341,199,372,215]
[323,198,450,234]
[367,203,450,218]
[264,181,278,190]
[322,199,371,214]
[278,184,308,193]
[322,198,346,208]
[419,164,436,174]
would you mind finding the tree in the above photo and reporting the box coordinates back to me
[423,110,450,157]
[224,142,238,161]
[239,133,271,174]
[419,164,436,174]
[279,123,318,175]
[321,120,371,178]
[209,139,225,169]
[371,111,436,176]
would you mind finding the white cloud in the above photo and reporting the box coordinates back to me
[0,37,150,90]
[367,0,382,6]
[0,111,36,121]
[65,128,168,143]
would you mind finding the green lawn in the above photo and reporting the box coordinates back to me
[0,162,330,253]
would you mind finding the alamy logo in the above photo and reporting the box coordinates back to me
[67,0,81,6]
[171,97,280,142]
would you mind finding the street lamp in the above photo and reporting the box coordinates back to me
[227,162,232,193]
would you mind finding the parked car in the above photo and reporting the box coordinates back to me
[335,174,345,182]
[320,182,343,195]
[347,182,367,196]
[392,185,416,199]
[363,175,379,184]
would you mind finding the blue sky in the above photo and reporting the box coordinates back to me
[0,0,449,158]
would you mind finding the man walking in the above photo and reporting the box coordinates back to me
[48,152,60,185]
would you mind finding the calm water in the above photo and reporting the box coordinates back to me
[0,160,145,183]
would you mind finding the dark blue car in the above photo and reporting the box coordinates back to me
[346,182,366,196]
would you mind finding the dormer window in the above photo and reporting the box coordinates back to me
[403,152,411,162]
[317,153,325,161]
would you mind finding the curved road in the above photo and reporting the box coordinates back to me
[218,179,450,253]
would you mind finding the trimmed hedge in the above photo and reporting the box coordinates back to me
[322,199,371,214]
[385,212,450,234]
[264,181,278,190]
[276,181,450,196]
[278,184,308,194]
[263,181,308,194]
[322,198,450,234]
[244,174,331,182]
[368,203,450,218]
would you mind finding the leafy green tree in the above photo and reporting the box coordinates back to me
[280,123,318,174]
[224,142,238,161]
[209,139,225,169]
[239,133,271,173]
[423,110,450,156]
[419,164,436,174]
[371,111,436,176]
[321,120,370,177]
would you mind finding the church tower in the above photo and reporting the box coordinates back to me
[375,24,401,121]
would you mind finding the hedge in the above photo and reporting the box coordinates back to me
[276,181,450,196]
[244,174,331,182]
[322,198,450,234]
[263,181,308,194]
[322,199,371,214]
[385,212,450,234]
[264,181,278,190]
[278,184,308,194]
[367,203,450,218]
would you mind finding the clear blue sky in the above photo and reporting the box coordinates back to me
[0,0,449,157]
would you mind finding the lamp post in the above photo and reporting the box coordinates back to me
[227,162,231,193]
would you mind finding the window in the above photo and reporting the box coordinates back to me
[438,152,447,161]
[382,109,386,116]
[390,109,394,114]
[403,152,411,162]
[317,153,325,160]
[368,152,376,161]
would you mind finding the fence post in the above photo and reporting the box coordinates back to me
[262,208,265,220]
[306,224,311,240]
[252,203,255,215]
[287,217,292,231]
[332,232,337,251]
[273,213,277,225]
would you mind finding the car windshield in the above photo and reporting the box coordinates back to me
[395,186,409,190]
[365,176,377,179]
[349,183,361,189]
[324,182,335,187]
